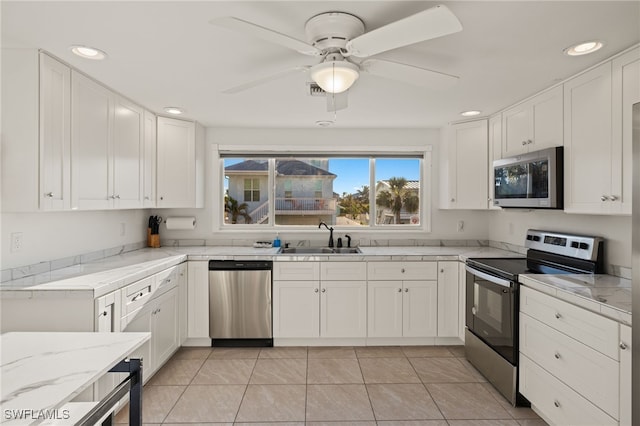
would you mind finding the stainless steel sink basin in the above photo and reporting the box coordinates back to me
[279,247,361,254]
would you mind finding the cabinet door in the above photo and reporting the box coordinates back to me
[142,110,156,207]
[367,281,403,338]
[488,114,502,210]
[403,280,437,337]
[530,85,563,151]
[112,96,143,209]
[564,62,613,214]
[449,119,489,209]
[96,290,121,333]
[619,324,631,426]
[122,307,153,380]
[273,280,319,338]
[502,102,531,156]
[187,261,209,339]
[177,264,188,345]
[39,52,71,210]
[320,281,367,338]
[156,117,195,208]
[71,71,113,210]
[611,47,640,215]
[153,287,179,369]
[437,261,459,337]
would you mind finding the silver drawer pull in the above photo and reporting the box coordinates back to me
[397,288,402,293]
[321,288,326,293]
[554,400,561,408]
[620,342,628,350]
[401,268,406,273]
[314,288,319,293]
[554,352,561,359]
[554,312,562,319]
[404,288,409,292]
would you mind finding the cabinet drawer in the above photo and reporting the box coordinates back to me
[520,286,619,359]
[155,266,179,293]
[520,313,619,418]
[274,262,320,281]
[519,355,616,426]
[122,276,155,316]
[321,262,366,281]
[367,261,437,280]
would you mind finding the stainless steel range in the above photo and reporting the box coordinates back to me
[465,229,604,406]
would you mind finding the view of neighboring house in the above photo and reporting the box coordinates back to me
[225,159,337,225]
[374,179,420,225]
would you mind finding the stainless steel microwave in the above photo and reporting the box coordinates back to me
[493,146,563,209]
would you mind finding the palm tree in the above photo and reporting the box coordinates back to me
[224,194,252,224]
[376,177,419,224]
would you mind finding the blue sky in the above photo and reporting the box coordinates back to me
[330,158,420,195]
[223,158,420,195]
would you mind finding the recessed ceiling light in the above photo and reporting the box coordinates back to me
[315,120,334,127]
[164,107,184,115]
[564,40,604,56]
[70,45,107,60]
[460,110,481,117]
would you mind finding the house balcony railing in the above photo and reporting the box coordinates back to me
[275,197,336,215]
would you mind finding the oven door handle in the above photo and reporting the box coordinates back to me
[465,265,513,289]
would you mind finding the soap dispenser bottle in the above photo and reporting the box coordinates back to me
[273,233,281,248]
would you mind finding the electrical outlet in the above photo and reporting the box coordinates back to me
[10,232,23,253]
[120,223,126,237]
[457,220,464,232]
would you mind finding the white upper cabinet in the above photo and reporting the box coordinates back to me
[143,110,157,208]
[39,53,71,211]
[502,86,563,157]
[611,47,640,215]
[443,119,489,209]
[71,71,113,210]
[564,62,615,214]
[71,71,144,210]
[156,117,201,208]
[487,113,502,210]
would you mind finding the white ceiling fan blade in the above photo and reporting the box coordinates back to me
[222,66,310,94]
[211,17,321,56]
[346,5,462,58]
[363,59,459,90]
[326,91,348,112]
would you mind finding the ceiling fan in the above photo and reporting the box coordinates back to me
[211,4,462,111]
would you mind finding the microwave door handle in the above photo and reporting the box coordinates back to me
[526,164,533,195]
[465,265,513,288]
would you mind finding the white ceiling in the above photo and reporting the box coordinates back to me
[3,1,639,128]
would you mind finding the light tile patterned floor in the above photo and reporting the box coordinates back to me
[115,345,548,425]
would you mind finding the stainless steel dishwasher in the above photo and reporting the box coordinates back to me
[208,260,273,347]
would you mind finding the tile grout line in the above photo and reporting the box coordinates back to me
[356,350,378,423]
[406,352,449,422]
[231,347,262,423]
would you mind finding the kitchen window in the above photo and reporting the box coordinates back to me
[222,154,427,229]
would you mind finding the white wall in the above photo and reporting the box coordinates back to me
[488,209,632,269]
[1,210,148,269]
[155,127,492,245]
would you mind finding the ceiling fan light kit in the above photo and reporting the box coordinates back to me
[212,4,463,109]
[310,57,359,94]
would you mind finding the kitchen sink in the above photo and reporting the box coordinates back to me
[279,247,361,254]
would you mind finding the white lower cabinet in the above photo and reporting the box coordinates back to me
[437,261,459,338]
[273,262,366,339]
[519,286,623,425]
[187,260,209,339]
[519,355,617,426]
[367,262,437,338]
[619,324,631,426]
[122,286,179,383]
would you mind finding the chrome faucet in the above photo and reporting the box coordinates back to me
[318,221,334,247]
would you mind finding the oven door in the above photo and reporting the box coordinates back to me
[465,266,516,364]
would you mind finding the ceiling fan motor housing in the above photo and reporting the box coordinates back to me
[305,12,365,51]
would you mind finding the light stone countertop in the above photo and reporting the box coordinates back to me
[0,331,150,425]
[0,246,520,299]
[519,274,632,326]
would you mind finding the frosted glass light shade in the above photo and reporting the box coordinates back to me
[310,61,359,93]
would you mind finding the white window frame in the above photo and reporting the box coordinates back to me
[216,146,432,233]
